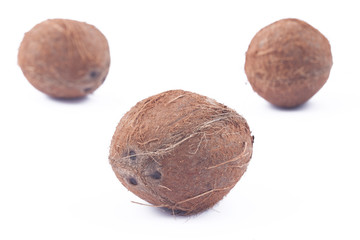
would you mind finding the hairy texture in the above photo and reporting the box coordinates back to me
[109,90,253,215]
[245,18,332,108]
[18,19,110,98]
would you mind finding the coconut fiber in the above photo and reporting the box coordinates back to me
[109,90,253,215]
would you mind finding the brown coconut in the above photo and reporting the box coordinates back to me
[109,90,253,215]
[18,19,110,98]
[245,18,332,108]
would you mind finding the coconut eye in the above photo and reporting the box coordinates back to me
[150,171,162,180]
[129,150,136,161]
[83,87,93,93]
[89,70,99,78]
[128,177,138,185]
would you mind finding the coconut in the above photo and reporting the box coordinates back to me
[245,18,332,108]
[18,19,110,98]
[109,90,253,215]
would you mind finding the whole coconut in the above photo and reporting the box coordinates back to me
[245,18,332,108]
[109,90,253,215]
[18,19,110,98]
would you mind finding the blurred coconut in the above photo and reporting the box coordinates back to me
[18,19,110,98]
[245,18,332,108]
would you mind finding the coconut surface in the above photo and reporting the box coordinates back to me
[18,19,110,98]
[109,90,253,215]
[245,18,332,108]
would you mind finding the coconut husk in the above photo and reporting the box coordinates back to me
[109,90,253,215]
[18,19,110,98]
[245,18,332,108]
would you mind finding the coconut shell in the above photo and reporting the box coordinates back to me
[109,90,253,215]
[245,18,333,108]
[18,19,110,98]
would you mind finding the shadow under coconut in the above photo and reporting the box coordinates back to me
[146,206,190,218]
[47,95,91,104]
[148,204,217,219]
[269,101,313,111]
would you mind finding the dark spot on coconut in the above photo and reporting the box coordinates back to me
[129,150,136,160]
[252,135,255,143]
[83,87,93,93]
[128,177,138,185]
[90,71,99,78]
[221,108,229,114]
[150,171,162,180]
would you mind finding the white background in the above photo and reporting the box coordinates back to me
[1,0,359,239]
